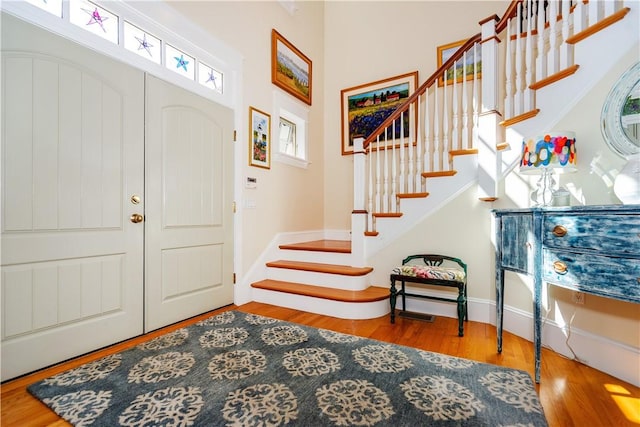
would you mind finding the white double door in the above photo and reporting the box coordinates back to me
[1,14,234,381]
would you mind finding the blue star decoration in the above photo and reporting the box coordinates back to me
[135,34,153,57]
[206,71,218,88]
[175,55,189,72]
[82,7,108,33]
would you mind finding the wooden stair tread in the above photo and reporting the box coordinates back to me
[372,212,403,218]
[252,279,389,303]
[422,170,457,178]
[279,240,351,253]
[266,260,373,276]
[449,148,478,156]
[397,192,429,199]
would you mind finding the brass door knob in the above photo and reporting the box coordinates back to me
[130,213,144,223]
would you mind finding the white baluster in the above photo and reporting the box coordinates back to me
[407,102,420,193]
[433,81,440,171]
[588,0,602,26]
[603,0,620,18]
[375,136,381,214]
[443,69,449,169]
[392,120,397,212]
[367,139,373,232]
[504,19,513,118]
[424,88,431,178]
[524,0,534,112]
[399,112,406,196]
[560,0,573,69]
[412,99,419,192]
[383,130,389,213]
[406,108,414,194]
[514,2,524,115]
[452,60,460,151]
[536,0,547,82]
[547,0,559,76]
[573,0,586,34]
[462,50,469,150]
[472,44,479,149]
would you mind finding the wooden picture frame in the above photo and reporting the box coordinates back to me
[436,39,482,86]
[340,71,418,155]
[249,106,271,169]
[271,29,312,105]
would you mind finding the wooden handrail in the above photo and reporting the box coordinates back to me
[495,0,523,33]
[362,32,481,149]
[362,0,527,150]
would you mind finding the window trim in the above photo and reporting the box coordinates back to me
[273,91,310,169]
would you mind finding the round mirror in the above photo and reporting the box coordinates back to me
[601,62,640,158]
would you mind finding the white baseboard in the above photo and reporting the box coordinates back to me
[404,295,640,387]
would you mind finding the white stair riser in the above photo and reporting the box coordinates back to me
[252,288,390,320]
[276,250,355,265]
[265,267,370,290]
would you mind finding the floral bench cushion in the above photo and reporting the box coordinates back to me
[392,264,466,283]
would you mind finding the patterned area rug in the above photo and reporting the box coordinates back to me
[28,310,548,426]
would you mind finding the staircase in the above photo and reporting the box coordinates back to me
[249,0,637,320]
[251,240,389,319]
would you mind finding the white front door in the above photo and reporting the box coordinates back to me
[144,75,234,332]
[1,14,145,380]
[1,15,235,381]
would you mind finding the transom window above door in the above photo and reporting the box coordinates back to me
[24,0,224,95]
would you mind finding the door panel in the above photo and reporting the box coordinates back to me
[1,14,145,381]
[145,75,234,332]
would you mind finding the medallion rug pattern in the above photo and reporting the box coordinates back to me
[28,310,548,426]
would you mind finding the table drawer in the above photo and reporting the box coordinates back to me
[542,249,640,303]
[542,214,640,254]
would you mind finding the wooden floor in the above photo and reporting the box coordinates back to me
[2,302,639,427]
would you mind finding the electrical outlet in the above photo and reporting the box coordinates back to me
[572,291,585,305]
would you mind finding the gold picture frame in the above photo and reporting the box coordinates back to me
[271,29,312,105]
[249,106,271,169]
[436,39,482,86]
[340,71,418,155]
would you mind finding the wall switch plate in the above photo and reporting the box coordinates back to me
[246,177,257,189]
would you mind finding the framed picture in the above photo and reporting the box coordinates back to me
[249,106,271,169]
[340,71,418,155]
[437,39,482,86]
[271,29,312,105]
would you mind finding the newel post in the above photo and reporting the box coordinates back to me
[477,14,502,200]
[351,136,367,263]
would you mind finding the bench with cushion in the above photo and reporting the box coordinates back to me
[389,254,468,336]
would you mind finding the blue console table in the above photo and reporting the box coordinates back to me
[492,205,640,383]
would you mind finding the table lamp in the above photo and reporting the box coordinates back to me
[520,131,577,206]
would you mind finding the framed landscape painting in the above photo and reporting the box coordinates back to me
[249,106,271,169]
[437,39,482,86]
[341,71,418,155]
[271,29,312,105]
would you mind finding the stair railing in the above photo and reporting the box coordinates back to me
[352,0,630,239]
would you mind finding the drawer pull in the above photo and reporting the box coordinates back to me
[552,225,568,237]
[553,261,568,274]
